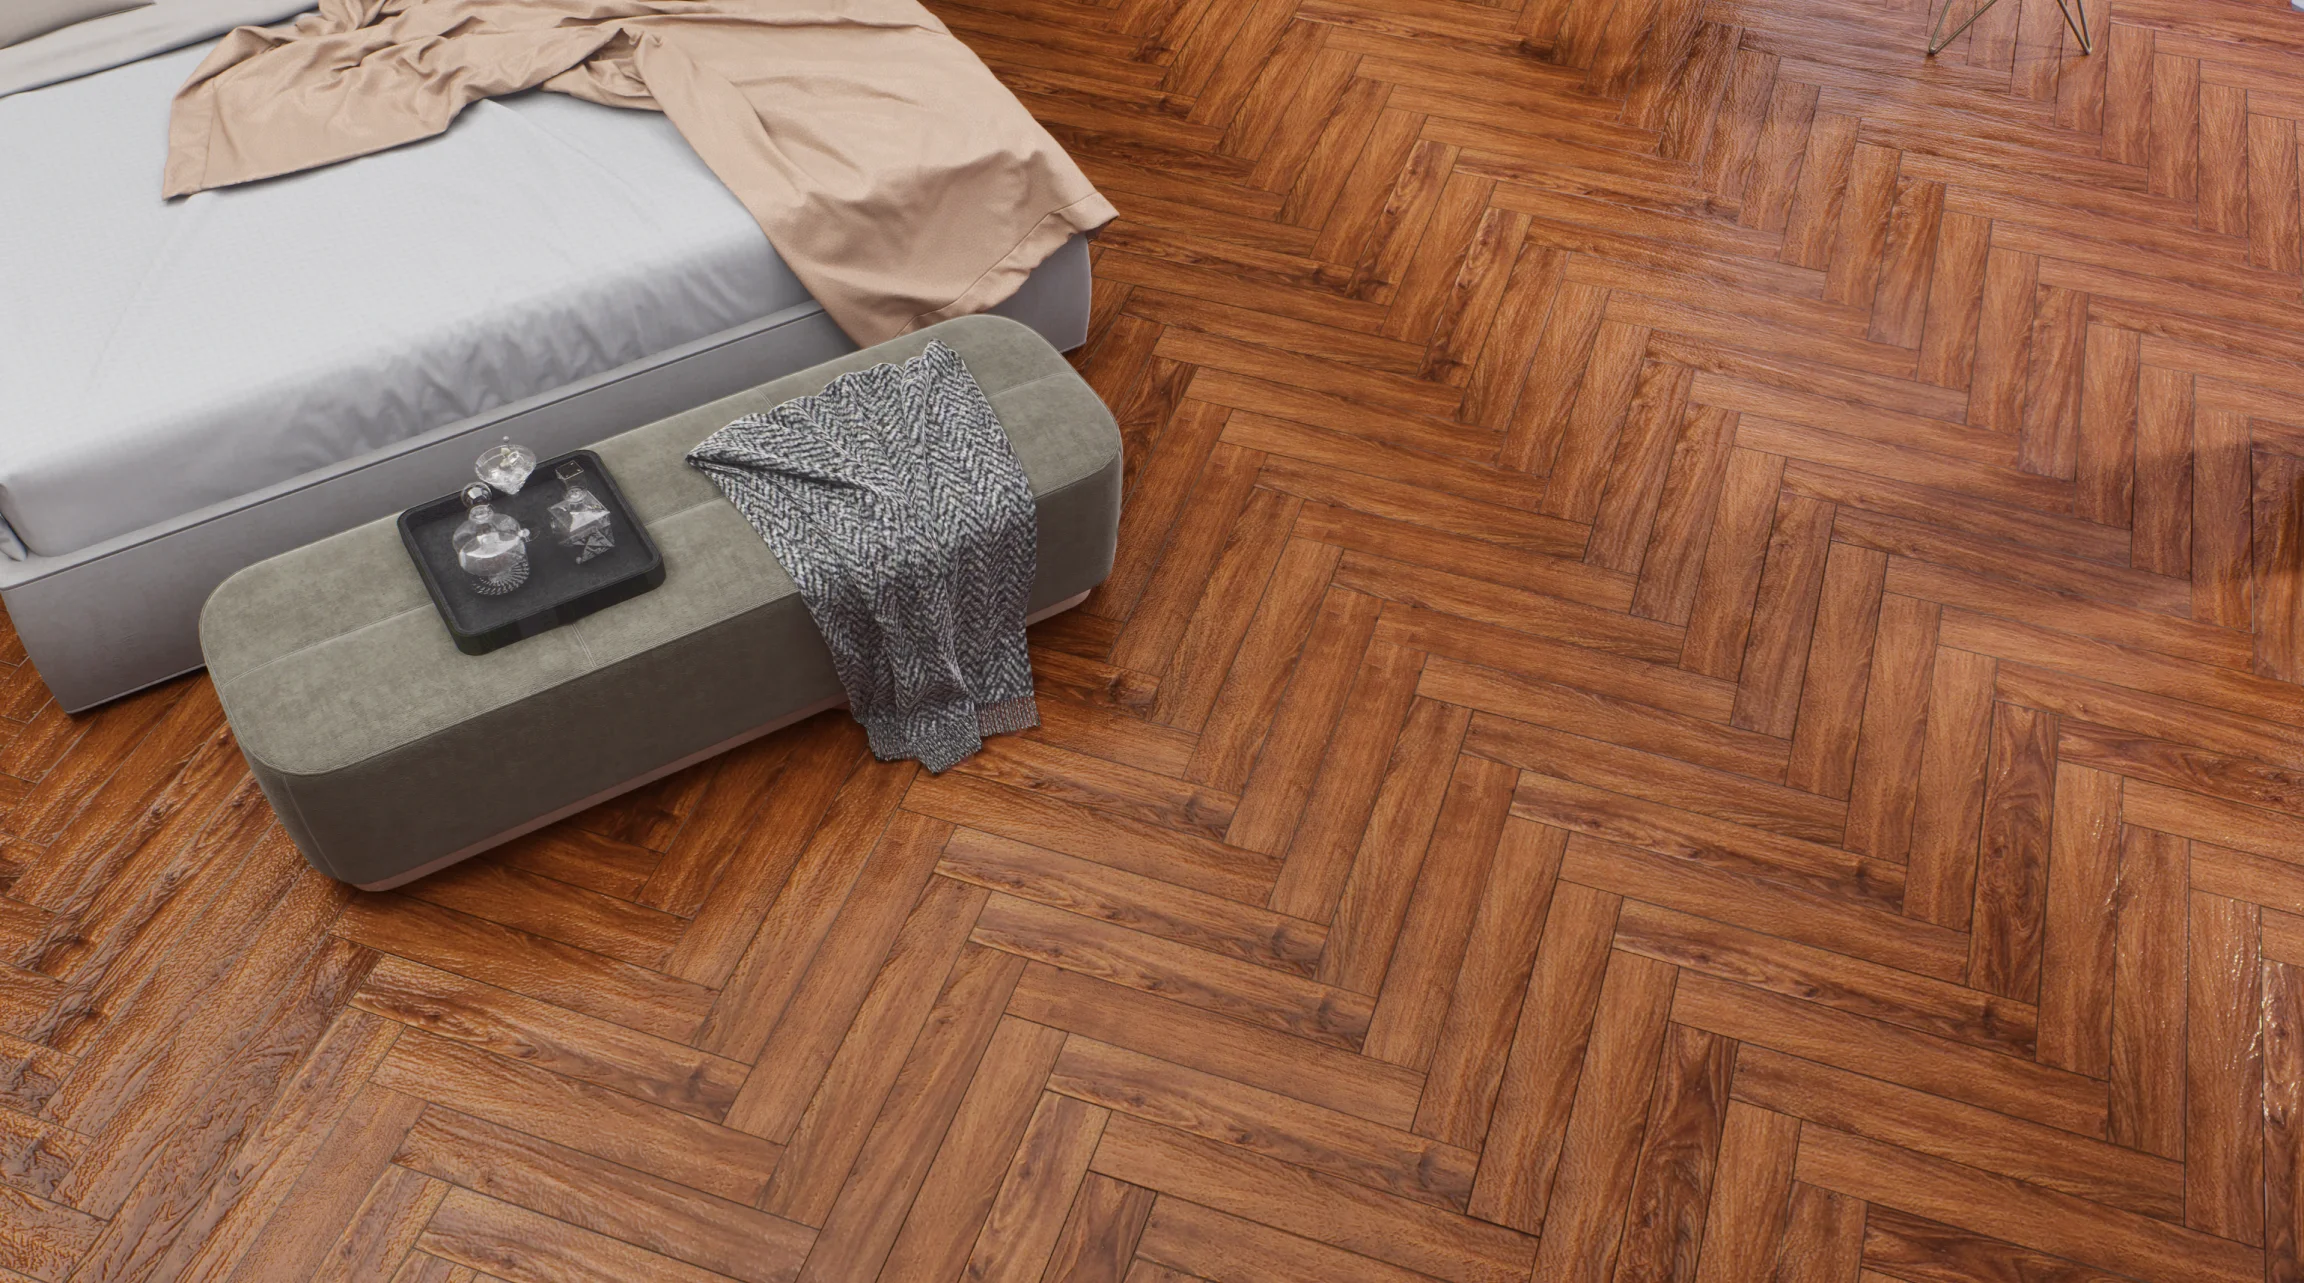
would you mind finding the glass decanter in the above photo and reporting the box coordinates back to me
[548,459,615,563]
[451,482,532,595]
[474,437,538,495]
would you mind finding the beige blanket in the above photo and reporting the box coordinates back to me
[164,0,1114,344]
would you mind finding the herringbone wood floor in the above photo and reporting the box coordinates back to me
[2,0,2302,1277]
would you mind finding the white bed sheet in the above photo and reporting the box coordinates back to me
[0,41,808,556]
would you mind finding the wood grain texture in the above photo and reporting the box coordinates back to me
[2037,764,2120,1077]
[5,4,2304,1277]
[1968,702,2057,1003]
[2188,890,2265,1246]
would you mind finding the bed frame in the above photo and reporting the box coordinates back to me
[0,236,1094,713]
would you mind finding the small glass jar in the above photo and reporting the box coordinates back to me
[474,437,538,495]
[451,482,531,595]
[548,460,615,563]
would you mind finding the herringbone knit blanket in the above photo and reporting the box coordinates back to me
[686,341,1039,772]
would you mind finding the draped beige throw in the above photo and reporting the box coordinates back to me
[163,0,1115,344]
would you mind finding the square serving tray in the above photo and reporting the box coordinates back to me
[398,449,664,655]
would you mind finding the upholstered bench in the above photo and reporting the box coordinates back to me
[200,316,1121,888]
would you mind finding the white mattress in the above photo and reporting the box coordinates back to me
[0,41,810,556]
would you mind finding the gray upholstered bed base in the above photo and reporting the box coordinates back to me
[0,235,1092,713]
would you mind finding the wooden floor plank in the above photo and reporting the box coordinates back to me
[2111,826,2190,1160]
[1413,819,1564,1149]
[1796,1125,2261,1283]
[956,1089,1107,1283]
[1671,973,2108,1138]
[1466,879,1617,1233]
[1525,949,1676,1282]
[1090,1114,1535,1283]
[1005,962,1420,1128]
[1130,1195,1433,1283]
[417,1187,736,1283]
[1690,1100,1800,1283]
[1360,754,1516,1069]
[393,1107,812,1283]
[1732,1045,2182,1220]
[1037,1173,1155,1283]
[1609,1020,1733,1283]
[877,1017,1069,1283]
[791,942,1022,1274]
[371,1031,783,1209]
[350,956,746,1123]
[2187,889,2266,1246]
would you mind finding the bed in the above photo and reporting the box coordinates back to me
[0,8,1095,712]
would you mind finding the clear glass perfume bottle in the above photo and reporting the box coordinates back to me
[474,437,538,495]
[548,459,615,563]
[452,482,531,595]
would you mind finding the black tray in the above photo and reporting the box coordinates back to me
[398,449,664,655]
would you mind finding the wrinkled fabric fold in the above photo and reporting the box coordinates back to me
[164,0,1114,343]
[685,340,1039,772]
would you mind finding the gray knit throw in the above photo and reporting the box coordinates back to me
[685,341,1039,772]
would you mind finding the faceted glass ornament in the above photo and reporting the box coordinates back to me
[474,437,538,495]
[452,482,532,595]
[549,460,616,563]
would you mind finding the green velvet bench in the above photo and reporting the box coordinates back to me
[200,316,1121,888]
